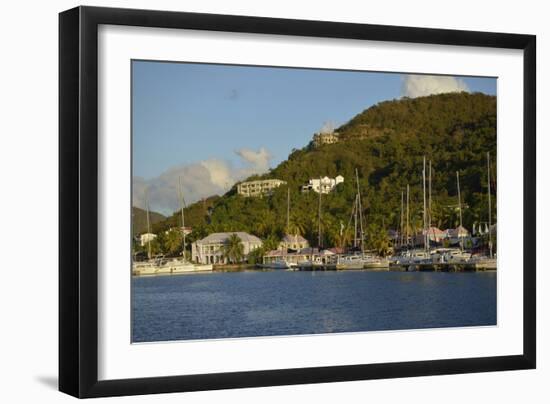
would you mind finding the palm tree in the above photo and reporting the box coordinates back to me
[222,233,244,264]
[287,213,306,237]
[334,225,353,249]
[366,224,392,257]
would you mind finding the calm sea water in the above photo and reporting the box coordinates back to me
[132,270,496,343]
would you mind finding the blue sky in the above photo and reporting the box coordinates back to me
[132,60,496,214]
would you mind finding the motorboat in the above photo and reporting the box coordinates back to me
[132,257,213,276]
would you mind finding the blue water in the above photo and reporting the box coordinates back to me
[132,270,496,343]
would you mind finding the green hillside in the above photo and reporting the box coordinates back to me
[132,207,166,236]
[150,92,497,253]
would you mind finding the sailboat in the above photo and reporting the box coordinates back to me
[132,180,213,276]
[337,169,388,270]
[470,152,497,270]
[393,157,432,268]
[297,177,327,270]
[260,187,296,270]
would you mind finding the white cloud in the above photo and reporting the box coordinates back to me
[402,75,469,98]
[235,147,271,174]
[133,148,273,215]
[200,159,234,190]
[319,121,336,134]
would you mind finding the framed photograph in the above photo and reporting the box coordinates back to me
[59,6,536,398]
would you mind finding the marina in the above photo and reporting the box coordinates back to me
[133,154,497,276]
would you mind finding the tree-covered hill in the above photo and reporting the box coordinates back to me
[138,92,497,253]
[132,207,166,236]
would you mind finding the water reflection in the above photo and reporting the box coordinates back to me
[132,271,496,342]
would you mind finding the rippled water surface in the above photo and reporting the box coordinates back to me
[132,270,496,342]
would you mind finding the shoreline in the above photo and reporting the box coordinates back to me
[131,266,497,277]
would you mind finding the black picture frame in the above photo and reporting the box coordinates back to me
[59,5,536,398]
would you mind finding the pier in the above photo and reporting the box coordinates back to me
[389,260,497,272]
[294,258,496,272]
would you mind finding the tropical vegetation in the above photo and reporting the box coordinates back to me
[133,92,497,258]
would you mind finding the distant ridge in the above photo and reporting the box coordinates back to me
[132,206,166,236]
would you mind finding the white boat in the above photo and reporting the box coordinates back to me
[364,256,390,269]
[336,254,367,269]
[336,253,390,270]
[297,256,324,270]
[132,180,213,276]
[259,259,290,269]
[430,248,471,264]
[393,250,430,265]
[286,261,298,270]
[469,255,497,270]
[132,257,213,276]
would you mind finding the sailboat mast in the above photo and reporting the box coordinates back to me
[487,152,493,258]
[318,176,322,248]
[400,190,404,247]
[423,156,427,251]
[355,168,365,254]
[145,189,152,260]
[287,186,290,232]
[178,177,186,260]
[406,184,410,248]
[354,194,358,248]
[428,160,432,228]
[456,171,463,250]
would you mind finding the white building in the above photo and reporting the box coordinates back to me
[301,175,344,194]
[139,232,157,246]
[279,234,309,251]
[411,227,447,246]
[237,179,286,197]
[445,225,471,244]
[312,131,339,147]
[191,232,263,265]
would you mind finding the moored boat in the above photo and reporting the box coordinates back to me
[132,257,213,276]
[430,248,471,264]
[258,259,290,269]
[336,254,367,270]
[364,256,390,270]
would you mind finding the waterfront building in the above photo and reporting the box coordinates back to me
[410,227,447,246]
[139,232,157,247]
[263,247,320,266]
[301,175,344,194]
[237,179,286,197]
[425,227,447,243]
[446,225,470,243]
[279,234,309,251]
[312,131,339,147]
[192,232,263,264]
[324,247,345,255]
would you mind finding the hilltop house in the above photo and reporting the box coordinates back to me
[312,131,339,147]
[279,234,309,251]
[191,232,263,265]
[301,175,344,194]
[237,179,286,197]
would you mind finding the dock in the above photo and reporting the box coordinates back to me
[389,260,496,272]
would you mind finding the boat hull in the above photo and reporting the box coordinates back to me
[132,261,213,276]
